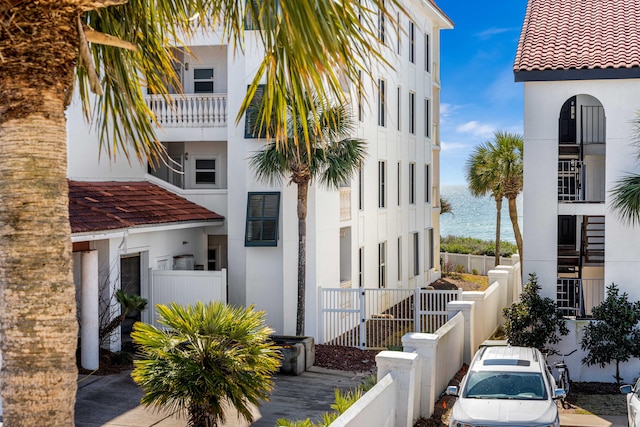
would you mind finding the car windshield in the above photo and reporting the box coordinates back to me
[462,371,548,400]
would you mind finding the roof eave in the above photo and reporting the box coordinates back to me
[514,67,640,82]
[71,218,224,242]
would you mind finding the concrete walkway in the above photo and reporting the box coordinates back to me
[74,367,368,427]
[74,368,628,427]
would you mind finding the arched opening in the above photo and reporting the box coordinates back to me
[556,95,605,318]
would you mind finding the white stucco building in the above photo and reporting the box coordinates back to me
[515,0,640,315]
[67,0,453,354]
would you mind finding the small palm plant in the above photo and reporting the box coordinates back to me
[131,301,281,427]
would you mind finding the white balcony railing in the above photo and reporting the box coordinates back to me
[145,93,227,128]
[340,187,351,221]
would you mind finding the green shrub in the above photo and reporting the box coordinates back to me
[471,268,479,276]
[503,273,568,353]
[581,283,640,385]
[455,264,465,274]
[440,235,517,257]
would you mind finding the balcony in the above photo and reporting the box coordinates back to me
[340,187,351,221]
[557,277,604,318]
[145,93,227,128]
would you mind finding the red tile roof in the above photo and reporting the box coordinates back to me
[69,180,223,234]
[514,0,640,80]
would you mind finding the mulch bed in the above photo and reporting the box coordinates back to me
[314,344,378,373]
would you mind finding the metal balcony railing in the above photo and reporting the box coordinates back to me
[557,277,604,317]
[145,93,228,128]
[558,160,584,201]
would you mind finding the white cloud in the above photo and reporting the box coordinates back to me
[456,121,496,138]
[441,141,470,152]
[475,27,518,40]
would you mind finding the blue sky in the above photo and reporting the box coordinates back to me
[437,0,528,185]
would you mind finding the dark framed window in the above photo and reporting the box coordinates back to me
[409,21,415,64]
[358,70,364,122]
[424,163,431,204]
[378,79,386,127]
[397,236,402,281]
[412,232,420,277]
[378,241,387,288]
[245,192,280,246]
[397,86,401,131]
[427,228,434,269]
[194,68,214,93]
[424,98,431,138]
[378,161,386,208]
[397,161,401,206]
[409,91,415,134]
[195,158,216,185]
[244,84,268,139]
[378,0,385,43]
[409,162,416,204]
[396,12,401,54]
[424,33,431,72]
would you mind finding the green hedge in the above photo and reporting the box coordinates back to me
[440,235,517,257]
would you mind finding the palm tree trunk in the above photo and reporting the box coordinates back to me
[494,197,502,266]
[296,181,309,336]
[0,6,79,424]
[508,197,524,261]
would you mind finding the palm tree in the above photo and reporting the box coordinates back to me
[465,131,524,264]
[612,175,640,225]
[131,301,281,427]
[250,95,366,336]
[0,1,396,423]
[466,144,504,266]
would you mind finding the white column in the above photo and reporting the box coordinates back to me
[488,269,510,311]
[81,250,99,370]
[376,351,420,427]
[447,301,475,364]
[402,332,439,418]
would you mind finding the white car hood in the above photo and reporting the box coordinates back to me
[452,398,558,425]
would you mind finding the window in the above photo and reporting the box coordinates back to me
[409,163,416,204]
[244,84,267,138]
[358,70,364,122]
[424,33,431,72]
[397,162,401,206]
[378,161,386,208]
[427,228,434,269]
[396,12,401,54]
[411,232,420,277]
[424,164,430,204]
[358,167,364,210]
[397,86,401,131]
[409,21,415,64]
[378,79,386,127]
[424,98,431,138]
[245,192,280,246]
[194,68,214,93]
[194,158,216,185]
[378,0,385,43]
[409,91,415,134]
[358,247,364,287]
[378,241,387,288]
[397,236,402,281]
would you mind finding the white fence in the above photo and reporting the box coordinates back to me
[318,287,462,349]
[146,269,227,327]
[331,256,522,427]
[441,252,513,276]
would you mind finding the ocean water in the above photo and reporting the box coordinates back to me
[440,185,523,244]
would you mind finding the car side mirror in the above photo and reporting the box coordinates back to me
[553,388,566,400]
[446,385,459,397]
[620,385,633,394]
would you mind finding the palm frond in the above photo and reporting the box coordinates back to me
[611,174,640,226]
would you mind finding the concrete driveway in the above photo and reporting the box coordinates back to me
[74,367,368,427]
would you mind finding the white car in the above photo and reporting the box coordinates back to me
[446,346,563,427]
[620,377,640,427]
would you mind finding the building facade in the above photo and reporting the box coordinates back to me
[515,0,640,315]
[67,0,453,342]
